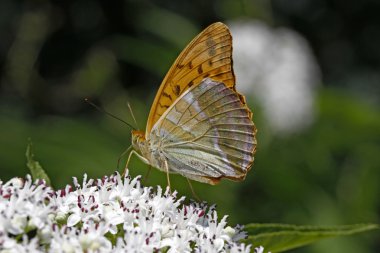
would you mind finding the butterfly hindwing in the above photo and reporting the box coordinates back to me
[146,22,238,136]
[150,78,256,185]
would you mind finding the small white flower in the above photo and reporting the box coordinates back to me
[49,226,82,253]
[8,215,28,235]
[79,222,112,251]
[0,235,42,253]
[2,177,24,189]
[223,226,236,239]
[254,245,269,253]
[230,243,252,253]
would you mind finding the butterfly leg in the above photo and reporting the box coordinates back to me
[142,166,152,185]
[163,159,171,193]
[186,178,200,201]
[123,149,150,177]
[118,145,132,170]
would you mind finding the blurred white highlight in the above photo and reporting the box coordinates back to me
[229,20,321,134]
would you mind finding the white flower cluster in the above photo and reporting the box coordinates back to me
[0,172,264,253]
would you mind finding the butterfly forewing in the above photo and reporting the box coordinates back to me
[146,22,238,136]
[150,78,256,185]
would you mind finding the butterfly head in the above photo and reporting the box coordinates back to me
[131,130,146,153]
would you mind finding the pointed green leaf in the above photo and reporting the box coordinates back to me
[26,139,51,186]
[243,223,379,252]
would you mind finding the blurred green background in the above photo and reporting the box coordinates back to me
[0,1,379,252]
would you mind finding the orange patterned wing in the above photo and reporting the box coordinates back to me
[146,22,239,136]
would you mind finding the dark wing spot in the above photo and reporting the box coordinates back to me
[163,92,172,101]
[173,85,181,96]
[197,65,203,74]
[206,37,216,47]
[188,80,194,87]
[208,59,213,66]
[188,61,193,69]
[177,63,184,69]
[208,46,217,56]
[203,73,210,78]
[190,160,201,166]
[158,103,170,109]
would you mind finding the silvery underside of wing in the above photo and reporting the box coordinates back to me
[150,78,256,183]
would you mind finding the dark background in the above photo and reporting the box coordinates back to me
[0,1,379,252]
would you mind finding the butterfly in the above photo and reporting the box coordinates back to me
[126,22,257,186]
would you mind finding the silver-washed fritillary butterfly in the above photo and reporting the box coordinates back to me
[126,22,257,185]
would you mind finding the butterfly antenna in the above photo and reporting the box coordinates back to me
[127,102,140,129]
[85,98,136,130]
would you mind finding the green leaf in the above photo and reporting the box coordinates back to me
[26,139,51,186]
[243,223,379,252]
